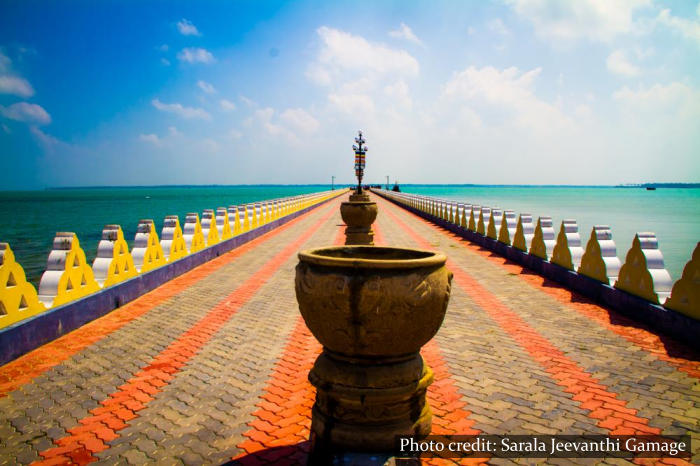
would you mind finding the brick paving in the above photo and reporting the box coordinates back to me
[0,193,697,465]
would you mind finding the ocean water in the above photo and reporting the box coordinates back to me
[399,185,699,283]
[0,185,335,286]
[0,185,697,288]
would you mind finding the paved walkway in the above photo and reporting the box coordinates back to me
[0,194,698,465]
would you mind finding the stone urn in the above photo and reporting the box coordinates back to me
[340,192,378,245]
[294,246,453,454]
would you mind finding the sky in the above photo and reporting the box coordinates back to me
[0,0,699,189]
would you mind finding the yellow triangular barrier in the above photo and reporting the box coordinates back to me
[183,213,205,253]
[551,220,584,270]
[578,226,621,285]
[487,208,503,240]
[513,214,535,252]
[529,217,556,260]
[38,232,100,308]
[0,243,45,328]
[615,233,673,304]
[498,211,517,245]
[477,207,491,235]
[201,209,220,246]
[132,220,166,273]
[216,208,233,241]
[228,206,242,235]
[665,242,700,319]
[460,204,470,229]
[92,225,137,288]
[468,206,480,232]
[161,216,188,263]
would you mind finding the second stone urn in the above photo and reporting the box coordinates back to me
[295,246,453,454]
[340,191,378,245]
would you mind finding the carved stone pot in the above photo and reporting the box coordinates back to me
[340,192,378,245]
[294,246,453,454]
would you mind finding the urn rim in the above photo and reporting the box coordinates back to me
[298,246,446,270]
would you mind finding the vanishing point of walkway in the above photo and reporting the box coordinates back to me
[0,194,698,465]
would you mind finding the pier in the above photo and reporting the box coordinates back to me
[0,192,699,465]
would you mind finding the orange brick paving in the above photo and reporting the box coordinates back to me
[0,192,697,465]
[0,203,336,399]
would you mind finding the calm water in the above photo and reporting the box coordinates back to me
[399,185,699,282]
[0,185,335,286]
[0,185,697,287]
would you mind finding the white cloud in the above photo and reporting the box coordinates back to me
[613,82,700,116]
[177,47,215,64]
[442,66,570,131]
[151,98,211,119]
[328,93,375,115]
[606,50,641,77]
[0,51,10,72]
[0,75,34,97]
[29,126,61,151]
[656,8,700,46]
[388,23,424,46]
[197,80,216,94]
[506,0,651,42]
[168,126,179,136]
[158,44,169,52]
[220,99,236,111]
[161,58,171,66]
[487,18,510,35]
[280,108,319,134]
[1,102,51,125]
[309,26,419,87]
[240,95,256,107]
[139,133,161,146]
[177,19,201,36]
[384,80,412,109]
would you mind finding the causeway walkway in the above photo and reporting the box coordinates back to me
[0,193,698,465]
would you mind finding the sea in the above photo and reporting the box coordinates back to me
[0,185,698,287]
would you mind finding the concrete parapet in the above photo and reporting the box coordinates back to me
[552,220,584,271]
[665,242,700,319]
[513,214,535,252]
[372,189,700,346]
[183,213,206,253]
[38,232,99,308]
[498,210,517,245]
[92,225,137,288]
[132,219,166,273]
[616,233,673,304]
[530,216,556,260]
[0,243,45,328]
[161,215,188,263]
[201,209,220,246]
[578,226,621,285]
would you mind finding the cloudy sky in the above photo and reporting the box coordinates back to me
[1,0,699,189]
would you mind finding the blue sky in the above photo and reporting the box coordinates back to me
[1,0,699,188]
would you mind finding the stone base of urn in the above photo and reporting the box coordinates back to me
[295,246,453,456]
[309,350,433,453]
[340,192,378,245]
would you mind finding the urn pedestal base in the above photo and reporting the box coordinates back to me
[308,350,434,454]
[339,196,377,246]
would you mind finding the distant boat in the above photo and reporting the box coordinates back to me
[145,195,151,198]
[646,187,656,191]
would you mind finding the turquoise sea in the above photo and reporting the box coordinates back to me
[400,185,699,284]
[0,185,698,287]
[0,185,335,286]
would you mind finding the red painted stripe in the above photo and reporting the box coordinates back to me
[34,203,339,465]
[0,199,340,398]
[379,201,665,438]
